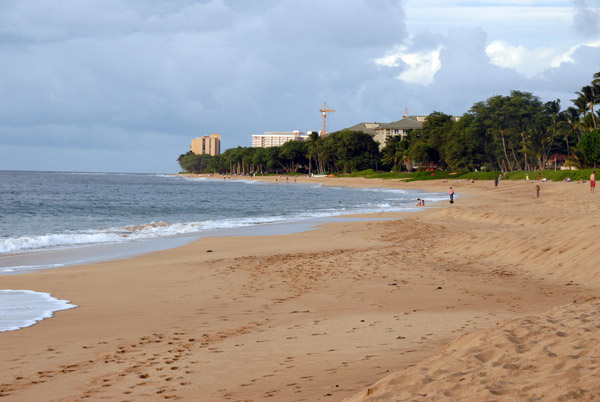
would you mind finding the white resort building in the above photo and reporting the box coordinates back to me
[252,131,312,148]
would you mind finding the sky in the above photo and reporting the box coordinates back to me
[1,0,599,173]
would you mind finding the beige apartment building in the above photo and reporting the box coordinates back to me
[373,116,425,149]
[191,134,221,156]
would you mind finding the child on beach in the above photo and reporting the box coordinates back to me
[449,187,454,204]
[591,171,596,193]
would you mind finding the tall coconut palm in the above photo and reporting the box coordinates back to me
[558,107,582,157]
[543,99,561,167]
[573,85,598,130]
[306,131,321,174]
[592,71,600,87]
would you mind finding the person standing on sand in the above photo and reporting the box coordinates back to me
[449,187,454,204]
[494,175,499,188]
[591,171,596,193]
[536,184,540,198]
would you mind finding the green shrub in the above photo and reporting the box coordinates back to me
[344,169,596,182]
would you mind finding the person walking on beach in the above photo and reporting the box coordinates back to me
[494,175,499,188]
[536,184,540,198]
[449,187,454,204]
[591,171,596,193]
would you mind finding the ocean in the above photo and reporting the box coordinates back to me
[0,170,446,331]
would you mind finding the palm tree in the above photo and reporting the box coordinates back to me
[558,107,582,157]
[306,131,322,174]
[573,85,598,130]
[592,71,600,87]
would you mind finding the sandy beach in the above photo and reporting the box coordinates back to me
[1,176,599,401]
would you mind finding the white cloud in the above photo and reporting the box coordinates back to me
[485,40,578,77]
[485,37,600,78]
[397,48,441,85]
[375,46,442,85]
[587,39,600,47]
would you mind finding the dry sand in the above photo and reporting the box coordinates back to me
[1,176,599,401]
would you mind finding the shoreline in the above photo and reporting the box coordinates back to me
[1,177,599,400]
[0,175,444,275]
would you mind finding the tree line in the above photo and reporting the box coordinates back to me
[179,72,600,175]
[178,130,379,175]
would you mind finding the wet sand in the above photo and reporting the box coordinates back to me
[1,176,599,401]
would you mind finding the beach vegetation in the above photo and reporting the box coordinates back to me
[577,129,600,168]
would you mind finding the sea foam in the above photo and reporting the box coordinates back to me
[0,217,290,254]
[0,290,77,332]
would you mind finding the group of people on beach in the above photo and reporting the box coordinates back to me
[423,170,596,208]
[416,187,454,206]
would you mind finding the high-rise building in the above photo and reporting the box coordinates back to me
[191,134,221,156]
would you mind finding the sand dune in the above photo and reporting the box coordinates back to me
[344,299,600,401]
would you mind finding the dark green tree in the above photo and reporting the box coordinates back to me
[578,129,600,167]
[279,140,308,173]
[381,136,408,171]
[323,130,380,173]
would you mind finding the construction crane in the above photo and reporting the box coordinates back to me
[319,101,335,136]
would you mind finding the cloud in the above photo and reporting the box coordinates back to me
[0,0,412,172]
[573,0,600,37]
[1,1,600,173]
[375,46,442,85]
[485,40,578,77]
[265,0,407,48]
[0,0,236,43]
[369,25,598,118]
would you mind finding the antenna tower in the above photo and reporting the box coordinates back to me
[320,101,335,136]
